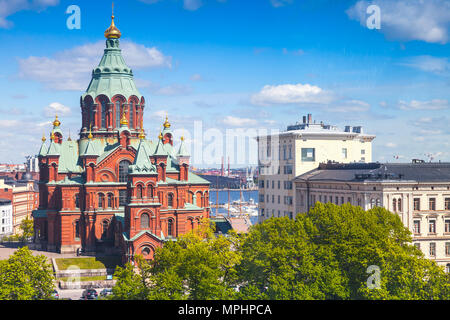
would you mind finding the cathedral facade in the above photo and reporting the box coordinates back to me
[32,14,210,262]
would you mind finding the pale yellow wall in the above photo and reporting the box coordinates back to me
[294,138,372,177]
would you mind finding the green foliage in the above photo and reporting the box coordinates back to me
[0,246,55,300]
[110,263,148,300]
[111,205,450,300]
[19,218,34,242]
[147,223,241,300]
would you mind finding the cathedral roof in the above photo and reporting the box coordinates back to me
[129,139,156,174]
[177,137,190,157]
[82,18,141,102]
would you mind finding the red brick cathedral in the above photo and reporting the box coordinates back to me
[32,14,210,262]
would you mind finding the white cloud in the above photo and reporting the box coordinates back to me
[398,99,449,110]
[327,100,370,113]
[271,0,293,8]
[347,0,450,44]
[0,0,59,29]
[385,142,397,148]
[44,102,71,117]
[400,55,450,74]
[250,83,334,106]
[282,48,304,56]
[190,73,203,81]
[139,0,226,11]
[18,40,172,91]
[222,116,258,127]
[153,84,193,96]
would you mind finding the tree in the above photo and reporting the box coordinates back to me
[19,217,34,243]
[112,220,241,300]
[237,203,450,300]
[111,204,450,300]
[0,246,55,300]
[110,263,148,300]
[236,215,349,300]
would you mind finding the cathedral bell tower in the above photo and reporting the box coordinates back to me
[79,11,145,145]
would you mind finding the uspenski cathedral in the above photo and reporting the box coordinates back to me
[32,13,210,262]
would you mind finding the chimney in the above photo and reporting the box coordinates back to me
[307,114,312,123]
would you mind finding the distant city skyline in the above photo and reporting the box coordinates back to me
[0,0,449,165]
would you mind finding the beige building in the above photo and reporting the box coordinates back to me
[294,162,450,271]
[0,178,38,234]
[257,114,375,223]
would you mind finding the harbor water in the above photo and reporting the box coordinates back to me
[209,190,259,225]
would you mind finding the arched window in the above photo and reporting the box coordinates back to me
[107,193,113,208]
[191,219,195,230]
[142,247,151,257]
[147,185,153,198]
[119,190,127,207]
[101,220,109,239]
[98,193,105,209]
[75,220,80,240]
[141,213,150,229]
[446,264,450,273]
[376,198,381,207]
[370,198,375,209]
[101,99,107,128]
[393,199,397,212]
[115,100,121,128]
[129,102,134,129]
[119,160,131,182]
[168,193,174,207]
[168,219,174,237]
[398,198,402,212]
[75,194,80,209]
[137,185,143,199]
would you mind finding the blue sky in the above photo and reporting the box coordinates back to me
[0,0,449,167]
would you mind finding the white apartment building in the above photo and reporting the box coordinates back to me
[294,161,450,271]
[0,198,13,236]
[256,114,375,223]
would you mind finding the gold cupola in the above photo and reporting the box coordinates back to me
[104,4,121,39]
[163,116,171,129]
[53,115,61,127]
[120,112,128,126]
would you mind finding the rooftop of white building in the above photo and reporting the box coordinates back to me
[294,161,450,183]
[257,113,375,140]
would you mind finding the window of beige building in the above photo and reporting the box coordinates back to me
[446,242,450,256]
[429,198,436,211]
[446,219,450,233]
[414,198,420,211]
[414,220,421,234]
[430,243,436,257]
[445,198,450,210]
[429,220,436,234]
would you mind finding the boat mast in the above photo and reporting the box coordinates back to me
[216,175,219,215]
[227,183,230,218]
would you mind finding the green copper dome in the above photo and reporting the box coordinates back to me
[82,38,142,101]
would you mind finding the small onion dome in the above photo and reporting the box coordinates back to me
[158,132,163,140]
[139,128,145,140]
[42,132,46,142]
[180,136,184,141]
[163,116,170,128]
[88,125,93,140]
[53,115,61,127]
[104,14,121,39]
[50,130,55,141]
[120,112,128,126]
